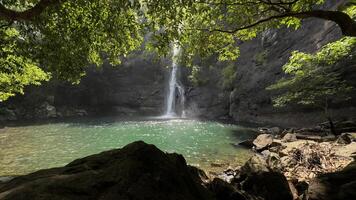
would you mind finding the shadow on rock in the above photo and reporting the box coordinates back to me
[0,141,214,200]
[308,161,356,200]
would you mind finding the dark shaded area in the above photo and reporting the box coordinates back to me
[308,161,356,200]
[1,52,168,121]
[0,141,214,200]
[242,172,293,200]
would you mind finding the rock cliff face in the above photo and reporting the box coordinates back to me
[182,64,231,120]
[54,54,168,116]
[182,18,356,126]
[227,18,356,127]
[1,8,356,126]
[1,52,169,120]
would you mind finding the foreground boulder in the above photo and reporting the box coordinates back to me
[232,155,294,200]
[0,141,214,200]
[207,178,247,200]
[253,134,273,151]
[242,172,293,200]
[308,161,356,200]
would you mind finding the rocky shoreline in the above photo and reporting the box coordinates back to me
[205,122,356,200]
[1,129,355,200]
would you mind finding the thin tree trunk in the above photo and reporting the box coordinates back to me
[327,117,337,136]
[324,98,337,135]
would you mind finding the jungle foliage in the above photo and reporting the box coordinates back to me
[267,5,356,119]
[0,0,355,101]
[267,37,356,134]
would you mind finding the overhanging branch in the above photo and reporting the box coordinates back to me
[206,10,356,37]
[0,0,61,21]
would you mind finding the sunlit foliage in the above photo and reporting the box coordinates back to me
[267,37,355,112]
[0,27,49,101]
[0,0,355,100]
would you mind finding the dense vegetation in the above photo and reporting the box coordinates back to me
[268,37,355,108]
[265,4,356,134]
[0,0,355,101]
[267,37,356,134]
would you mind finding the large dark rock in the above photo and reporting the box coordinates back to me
[0,141,214,200]
[207,178,247,200]
[232,154,293,200]
[241,172,293,200]
[308,161,356,200]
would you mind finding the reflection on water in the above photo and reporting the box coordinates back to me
[0,118,256,176]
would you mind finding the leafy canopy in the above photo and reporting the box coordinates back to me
[0,0,355,101]
[0,27,49,101]
[267,37,355,108]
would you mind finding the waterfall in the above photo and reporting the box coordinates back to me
[163,43,185,118]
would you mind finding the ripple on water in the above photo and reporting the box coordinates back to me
[0,119,256,176]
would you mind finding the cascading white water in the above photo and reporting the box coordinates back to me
[177,84,186,118]
[164,43,185,118]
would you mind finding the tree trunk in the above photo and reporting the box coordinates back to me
[324,98,338,135]
[327,117,338,136]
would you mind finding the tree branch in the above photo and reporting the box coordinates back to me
[298,10,356,37]
[206,10,356,37]
[0,0,61,21]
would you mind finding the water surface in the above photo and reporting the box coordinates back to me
[0,118,255,176]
